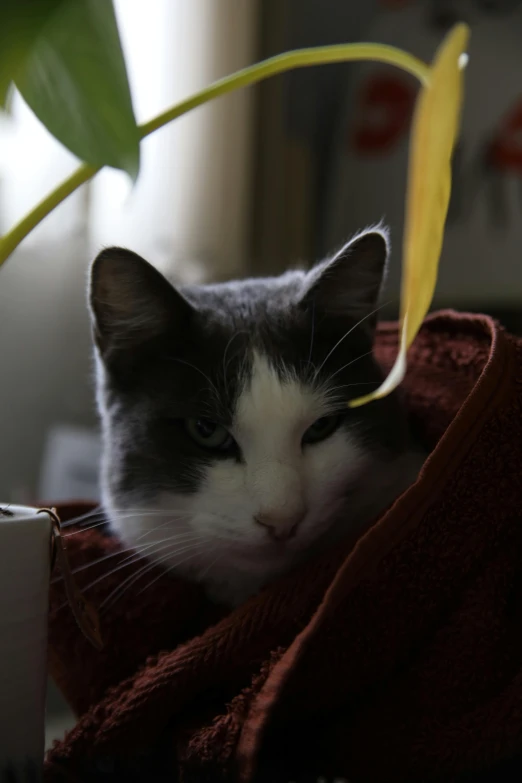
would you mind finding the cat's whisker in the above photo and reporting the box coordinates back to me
[60,506,184,529]
[238,343,250,387]
[64,509,192,538]
[313,302,389,381]
[168,356,220,401]
[90,531,205,574]
[60,505,261,556]
[110,508,192,518]
[134,570,175,600]
[50,530,205,585]
[60,509,107,528]
[197,551,223,583]
[57,534,206,596]
[136,530,205,552]
[50,544,139,585]
[136,547,213,599]
[222,329,247,386]
[100,540,207,613]
[62,518,109,536]
[318,380,380,407]
[51,540,205,615]
[326,381,379,389]
[133,516,190,541]
[51,542,206,615]
[100,562,161,613]
[307,301,316,367]
[322,351,374,384]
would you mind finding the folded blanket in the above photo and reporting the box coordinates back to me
[44,311,522,783]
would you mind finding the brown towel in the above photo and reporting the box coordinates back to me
[44,311,522,783]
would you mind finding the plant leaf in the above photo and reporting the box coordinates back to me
[14,0,140,179]
[0,0,65,107]
[350,23,470,408]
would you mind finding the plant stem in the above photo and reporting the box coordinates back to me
[140,43,430,136]
[0,164,96,263]
[0,43,430,267]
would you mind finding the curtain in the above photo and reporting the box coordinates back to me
[250,0,377,276]
[0,0,258,278]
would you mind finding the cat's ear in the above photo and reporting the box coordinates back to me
[301,227,389,331]
[89,247,194,356]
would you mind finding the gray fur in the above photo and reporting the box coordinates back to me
[89,228,423,603]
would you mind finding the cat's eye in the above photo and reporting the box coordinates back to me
[185,418,234,451]
[302,413,344,446]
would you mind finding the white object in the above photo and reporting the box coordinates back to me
[0,504,52,772]
[38,424,102,503]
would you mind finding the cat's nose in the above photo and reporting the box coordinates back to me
[254,511,304,541]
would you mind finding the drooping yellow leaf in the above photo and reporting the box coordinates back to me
[350,23,470,408]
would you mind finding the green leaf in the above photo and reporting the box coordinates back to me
[15,0,140,179]
[0,0,65,107]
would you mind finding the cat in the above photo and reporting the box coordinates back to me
[89,227,424,606]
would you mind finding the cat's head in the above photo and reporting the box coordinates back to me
[89,228,419,605]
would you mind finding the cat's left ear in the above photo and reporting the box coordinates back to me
[300,227,389,331]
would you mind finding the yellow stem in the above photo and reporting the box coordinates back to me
[0,43,430,267]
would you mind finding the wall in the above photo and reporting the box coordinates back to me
[325,0,522,312]
[0,237,96,502]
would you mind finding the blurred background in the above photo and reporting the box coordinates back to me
[1,0,522,744]
[3,0,522,507]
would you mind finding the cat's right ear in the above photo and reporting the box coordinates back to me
[89,247,194,358]
[299,228,389,333]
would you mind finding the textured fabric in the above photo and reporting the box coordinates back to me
[44,311,522,783]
